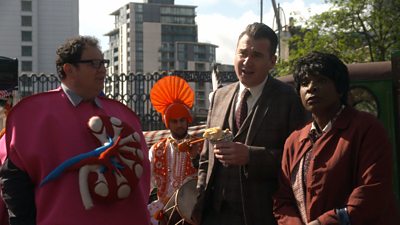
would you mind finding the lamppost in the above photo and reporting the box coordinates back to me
[260,0,263,23]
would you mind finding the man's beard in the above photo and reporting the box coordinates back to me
[171,129,188,140]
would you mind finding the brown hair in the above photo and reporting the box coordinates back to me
[237,22,278,56]
[55,36,100,79]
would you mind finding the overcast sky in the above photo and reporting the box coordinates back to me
[79,0,331,64]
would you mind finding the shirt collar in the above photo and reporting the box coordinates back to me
[61,83,102,108]
[238,75,269,100]
[310,104,345,135]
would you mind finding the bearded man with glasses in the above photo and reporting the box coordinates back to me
[0,36,151,225]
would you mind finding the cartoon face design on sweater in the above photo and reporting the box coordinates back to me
[40,115,144,209]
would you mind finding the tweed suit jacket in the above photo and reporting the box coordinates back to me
[194,76,307,225]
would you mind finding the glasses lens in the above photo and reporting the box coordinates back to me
[90,59,109,69]
[90,60,99,68]
[73,59,109,69]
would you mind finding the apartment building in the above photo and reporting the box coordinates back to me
[104,0,217,74]
[0,0,79,75]
[104,0,219,122]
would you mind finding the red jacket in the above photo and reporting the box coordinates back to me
[274,107,400,225]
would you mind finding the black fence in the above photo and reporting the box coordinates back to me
[18,71,238,131]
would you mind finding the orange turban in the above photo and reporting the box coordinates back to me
[150,76,194,128]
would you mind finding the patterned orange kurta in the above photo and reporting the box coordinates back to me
[150,136,198,203]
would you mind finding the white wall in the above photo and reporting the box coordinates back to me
[0,0,78,75]
[0,1,21,60]
[38,0,79,74]
[143,22,161,73]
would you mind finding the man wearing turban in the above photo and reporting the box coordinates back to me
[148,76,203,225]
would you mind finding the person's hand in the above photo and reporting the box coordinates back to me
[307,219,321,225]
[213,142,249,166]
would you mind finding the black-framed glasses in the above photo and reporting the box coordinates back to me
[72,59,110,69]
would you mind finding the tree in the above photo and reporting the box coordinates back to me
[275,0,400,76]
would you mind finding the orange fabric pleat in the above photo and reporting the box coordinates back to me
[150,76,194,115]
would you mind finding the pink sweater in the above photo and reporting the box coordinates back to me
[5,88,150,225]
[0,135,9,225]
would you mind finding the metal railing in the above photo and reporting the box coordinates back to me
[18,71,238,131]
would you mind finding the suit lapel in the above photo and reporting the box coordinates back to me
[211,83,238,130]
[228,92,238,132]
[206,83,238,185]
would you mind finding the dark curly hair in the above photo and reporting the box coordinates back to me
[55,36,100,79]
[237,22,278,56]
[293,51,349,105]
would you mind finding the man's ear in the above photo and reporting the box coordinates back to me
[63,63,73,76]
[271,54,277,65]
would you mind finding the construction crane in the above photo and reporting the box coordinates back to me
[259,0,289,61]
[271,0,282,32]
[260,0,282,31]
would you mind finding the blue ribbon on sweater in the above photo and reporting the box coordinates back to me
[40,137,114,187]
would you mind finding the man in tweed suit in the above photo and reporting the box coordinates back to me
[192,22,307,225]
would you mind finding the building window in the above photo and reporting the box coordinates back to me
[197,91,205,99]
[209,47,215,54]
[21,31,32,41]
[197,82,205,89]
[196,53,206,60]
[178,52,185,60]
[136,51,143,60]
[136,42,143,51]
[21,16,32,26]
[160,7,195,16]
[195,63,206,71]
[21,61,32,71]
[161,62,168,70]
[136,61,143,71]
[135,14,143,22]
[178,61,187,70]
[135,33,143,41]
[161,16,195,24]
[136,23,143,32]
[21,1,32,11]
[21,46,32,56]
[197,100,205,107]
[135,4,143,13]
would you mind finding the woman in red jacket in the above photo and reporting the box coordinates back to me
[273,51,400,225]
